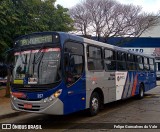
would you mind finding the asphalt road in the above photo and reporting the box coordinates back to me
[1,86,160,132]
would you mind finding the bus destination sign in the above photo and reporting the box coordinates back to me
[19,35,53,45]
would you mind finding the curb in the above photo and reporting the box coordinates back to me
[0,112,27,120]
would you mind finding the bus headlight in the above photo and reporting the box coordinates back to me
[54,89,62,98]
[43,89,62,103]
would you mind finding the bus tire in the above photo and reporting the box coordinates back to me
[138,84,144,99]
[89,92,100,116]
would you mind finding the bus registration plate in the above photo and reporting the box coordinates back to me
[24,104,32,109]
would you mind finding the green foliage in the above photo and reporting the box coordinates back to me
[0,0,73,62]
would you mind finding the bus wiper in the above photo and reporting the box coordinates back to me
[18,47,26,64]
[33,44,45,64]
[32,44,45,79]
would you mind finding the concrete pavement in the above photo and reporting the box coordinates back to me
[0,97,18,118]
[0,88,25,119]
[0,86,5,98]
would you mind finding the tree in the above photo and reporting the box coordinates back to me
[69,2,91,35]
[69,0,160,42]
[0,0,74,96]
[0,0,18,61]
[0,0,73,61]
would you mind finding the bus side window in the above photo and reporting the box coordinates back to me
[149,58,155,71]
[117,51,126,71]
[70,55,83,79]
[136,56,144,71]
[64,54,83,86]
[104,49,116,71]
[64,42,84,86]
[87,46,103,71]
[127,54,136,70]
[144,57,150,71]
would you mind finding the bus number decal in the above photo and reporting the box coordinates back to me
[37,94,43,99]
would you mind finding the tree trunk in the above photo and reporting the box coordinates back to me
[5,68,11,97]
[97,33,100,41]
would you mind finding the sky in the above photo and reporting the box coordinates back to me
[55,0,160,13]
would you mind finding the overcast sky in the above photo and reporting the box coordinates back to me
[55,0,160,13]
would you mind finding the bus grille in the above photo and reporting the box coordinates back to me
[12,87,52,92]
[18,104,40,111]
[12,83,59,92]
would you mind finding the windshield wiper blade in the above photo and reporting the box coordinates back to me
[33,44,45,64]
[18,47,26,64]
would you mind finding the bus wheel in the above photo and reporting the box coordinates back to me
[89,92,100,116]
[138,84,144,99]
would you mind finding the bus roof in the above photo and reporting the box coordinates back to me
[15,31,155,59]
[64,32,154,59]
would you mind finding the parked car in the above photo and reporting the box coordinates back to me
[0,77,7,86]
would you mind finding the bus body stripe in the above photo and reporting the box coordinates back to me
[122,73,129,99]
[127,73,134,97]
[131,74,138,96]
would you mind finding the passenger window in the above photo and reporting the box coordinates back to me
[117,51,126,71]
[149,58,155,71]
[64,42,84,86]
[88,46,103,71]
[136,56,144,70]
[88,46,102,59]
[149,58,154,64]
[117,52,126,61]
[144,57,148,64]
[104,49,116,70]
[104,49,116,60]
[117,61,126,70]
[144,57,149,71]
[127,54,136,70]
[69,55,83,83]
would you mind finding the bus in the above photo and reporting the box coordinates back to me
[11,32,156,116]
[98,37,160,81]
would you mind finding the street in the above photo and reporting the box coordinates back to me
[1,86,160,131]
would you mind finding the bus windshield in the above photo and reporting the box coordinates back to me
[13,48,61,85]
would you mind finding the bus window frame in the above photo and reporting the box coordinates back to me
[149,58,155,71]
[136,55,144,71]
[116,51,127,71]
[126,53,136,71]
[104,48,117,71]
[143,57,150,71]
[87,45,104,72]
[63,41,85,87]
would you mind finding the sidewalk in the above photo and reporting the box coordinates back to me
[0,86,6,98]
[0,97,17,117]
[0,88,24,120]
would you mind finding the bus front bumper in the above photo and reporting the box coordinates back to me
[11,97,64,115]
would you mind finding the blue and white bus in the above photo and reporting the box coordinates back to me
[11,32,156,116]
